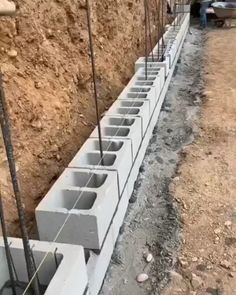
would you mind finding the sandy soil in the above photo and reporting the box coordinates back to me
[163,28,236,295]
[102,27,236,295]
[0,0,165,236]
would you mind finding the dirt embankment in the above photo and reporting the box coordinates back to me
[0,0,165,235]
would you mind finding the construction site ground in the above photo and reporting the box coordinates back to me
[101,26,236,294]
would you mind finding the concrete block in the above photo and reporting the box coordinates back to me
[90,115,142,159]
[106,99,150,135]
[36,168,119,250]
[68,138,133,195]
[0,238,88,295]
[138,67,165,91]
[134,67,165,93]
[135,56,170,77]
[118,85,156,117]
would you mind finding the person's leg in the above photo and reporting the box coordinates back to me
[200,2,210,28]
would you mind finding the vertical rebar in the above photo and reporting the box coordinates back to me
[174,2,176,31]
[154,0,160,60]
[0,191,17,295]
[146,0,154,62]
[86,0,104,165]
[0,73,40,295]
[161,0,165,61]
[144,0,148,80]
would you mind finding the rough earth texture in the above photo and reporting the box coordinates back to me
[163,27,236,295]
[0,0,165,235]
[102,26,236,295]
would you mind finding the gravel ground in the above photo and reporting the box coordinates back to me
[101,26,204,295]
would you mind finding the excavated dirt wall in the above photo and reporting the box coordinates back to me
[0,0,166,235]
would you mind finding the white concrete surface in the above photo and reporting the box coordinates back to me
[36,168,119,250]
[68,138,133,195]
[0,238,88,295]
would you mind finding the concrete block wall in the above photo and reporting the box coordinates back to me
[0,238,88,295]
[32,9,190,295]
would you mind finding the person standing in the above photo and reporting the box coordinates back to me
[200,0,211,28]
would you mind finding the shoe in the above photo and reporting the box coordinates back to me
[0,0,16,16]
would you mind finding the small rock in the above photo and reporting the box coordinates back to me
[136,273,149,283]
[7,49,17,57]
[123,278,128,284]
[191,273,203,290]
[169,270,183,283]
[214,228,221,235]
[146,253,153,263]
[224,220,232,228]
[179,257,188,268]
[228,272,234,278]
[220,260,231,269]
[34,81,41,89]
[31,120,42,130]
[196,264,207,271]
[225,237,236,246]
[192,257,198,262]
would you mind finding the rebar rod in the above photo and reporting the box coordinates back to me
[86,0,104,165]
[154,0,160,58]
[146,0,154,62]
[144,0,148,80]
[0,191,17,295]
[0,73,40,295]
[161,0,165,61]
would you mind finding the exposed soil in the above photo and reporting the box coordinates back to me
[0,0,165,236]
[163,27,236,295]
[102,26,236,295]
